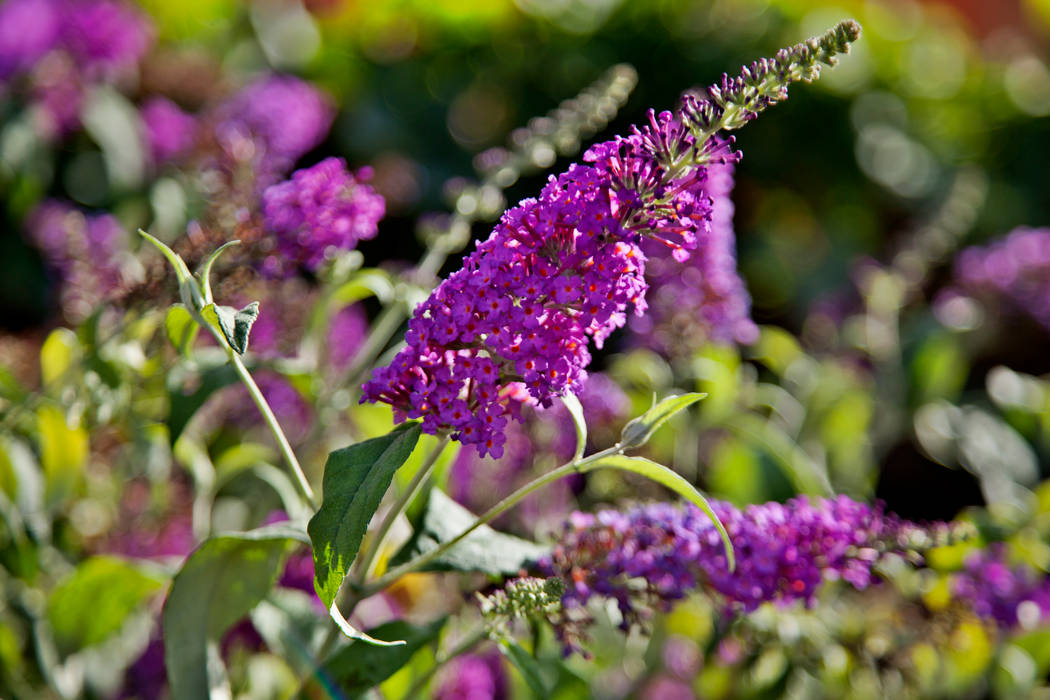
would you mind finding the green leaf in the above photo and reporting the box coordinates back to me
[48,556,165,654]
[583,454,734,571]
[499,640,547,696]
[250,587,329,677]
[202,301,260,355]
[561,393,587,463]
[309,617,446,698]
[163,528,302,700]
[164,304,199,357]
[620,392,706,448]
[37,404,87,507]
[328,601,406,646]
[197,240,240,304]
[40,327,78,386]
[307,423,422,609]
[391,489,548,575]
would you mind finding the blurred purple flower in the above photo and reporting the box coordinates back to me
[433,649,507,700]
[953,227,1050,331]
[213,74,334,186]
[953,545,1050,628]
[540,496,929,653]
[261,157,385,275]
[59,0,152,77]
[628,143,757,354]
[141,96,196,164]
[26,199,132,320]
[0,0,60,79]
[326,303,369,371]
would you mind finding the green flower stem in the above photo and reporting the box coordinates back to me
[225,344,317,507]
[353,435,451,586]
[402,626,488,699]
[360,443,624,597]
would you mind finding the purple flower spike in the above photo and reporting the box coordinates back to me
[363,103,739,457]
[262,157,385,275]
[59,0,153,77]
[540,496,930,653]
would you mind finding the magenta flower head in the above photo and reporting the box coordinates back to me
[261,157,385,275]
[362,21,862,457]
[952,545,1050,628]
[141,96,197,165]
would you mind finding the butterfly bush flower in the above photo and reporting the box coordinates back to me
[952,545,1050,628]
[141,96,197,165]
[27,199,134,321]
[261,157,386,275]
[952,227,1050,331]
[59,0,152,78]
[538,496,936,653]
[213,74,334,186]
[363,21,861,457]
[628,150,758,353]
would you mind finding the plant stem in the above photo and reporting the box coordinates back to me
[340,302,408,390]
[361,443,622,596]
[226,346,317,507]
[353,435,451,586]
[402,626,488,699]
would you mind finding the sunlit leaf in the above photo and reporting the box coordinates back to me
[620,392,706,448]
[307,423,422,609]
[561,392,587,462]
[40,327,78,386]
[201,301,260,355]
[164,305,199,358]
[37,404,87,507]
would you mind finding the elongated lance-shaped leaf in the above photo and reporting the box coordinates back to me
[561,392,587,463]
[197,239,240,304]
[308,422,422,610]
[165,305,199,357]
[328,601,406,647]
[163,526,306,700]
[138,229,204,311]
[620,392,706,449]
[581,454,734,571]
[499,640,548,696]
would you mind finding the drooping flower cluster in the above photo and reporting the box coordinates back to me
[26,199,135,321]
[628,146,758,353]
[261,157,386,275]
[0,0,152,137]
[538,496,938,653]
[363,21,862,457]
[952,227,1050,331]
[140,96,197,165]
[952,545,1050,628]
[212,74,334,187]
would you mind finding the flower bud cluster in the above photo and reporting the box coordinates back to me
[953,227,1050,331]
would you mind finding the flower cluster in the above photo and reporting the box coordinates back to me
[628,146,758,353]
[0,0,152,137]
[26,199,135,321]
[212,74,334,186]
[363,106,738,456]
[952,545,1050,628]
[952,227,1050,331]
[261,157,386,275]
[363,22,862,457]
[140,96,197,165]
[539,496,932,653]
